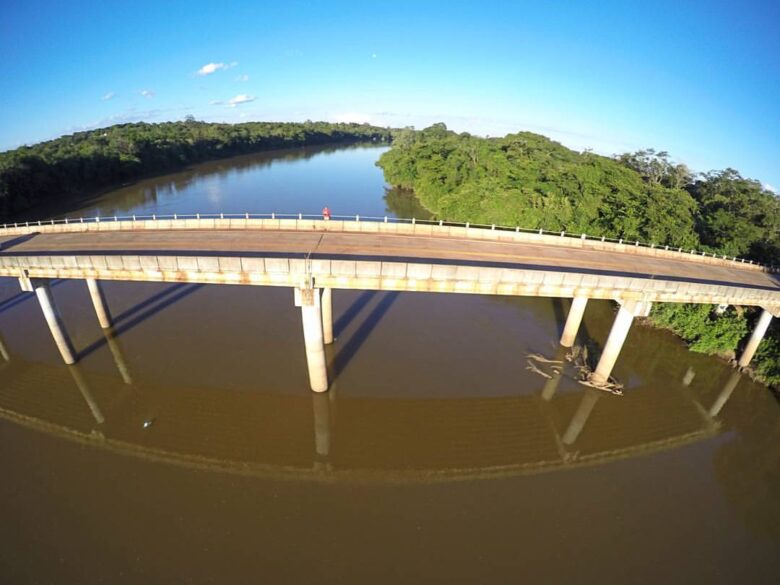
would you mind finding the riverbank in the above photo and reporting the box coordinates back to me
[0,120,392,220]
[376,124,780,390]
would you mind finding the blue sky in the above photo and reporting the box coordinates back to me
[1,0,779,188]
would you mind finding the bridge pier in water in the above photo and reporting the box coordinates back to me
[591,300,651,386]
[296,287,329,392]
[738,309,773,368]
[322,287,333,344]
[86,278,112,329]
[28,279,77,365]
[560,296,588,347]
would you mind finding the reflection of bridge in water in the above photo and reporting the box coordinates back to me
[0,339,745,483]
[1,215,778,393]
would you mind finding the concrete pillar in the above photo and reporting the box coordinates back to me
[297,287,328,392]
[86,278,112,329]
[34,280,76,365]
[590,300,645,385]
[709,370,741,418]
[562,390,599,445]
[560,296,588,347]
[738,309,773,368]
[321,287,334,344]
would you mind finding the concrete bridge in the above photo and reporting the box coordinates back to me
[1,213,778,392]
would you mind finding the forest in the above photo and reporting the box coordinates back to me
[0,119,391,219]
[377,124,780,388]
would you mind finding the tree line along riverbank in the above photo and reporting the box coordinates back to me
[377,124,780,388]
[0,120,391,220]
[0,119,777,388]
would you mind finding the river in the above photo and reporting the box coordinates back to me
[0,144,778,584]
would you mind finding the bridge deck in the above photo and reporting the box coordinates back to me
[2,229,778,291]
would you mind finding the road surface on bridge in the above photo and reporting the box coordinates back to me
[2,229,778,291]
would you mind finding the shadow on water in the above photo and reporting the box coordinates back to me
[0,279,64,316]
[78,283,202,360]
[331,291,399,380]
[551,297,567,337]
[333,290,376,338]
[112,283,192,326]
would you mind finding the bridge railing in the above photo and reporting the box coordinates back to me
[0,212,777,274]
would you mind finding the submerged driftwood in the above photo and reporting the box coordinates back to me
[526,347,624,395]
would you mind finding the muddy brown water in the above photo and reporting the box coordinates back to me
[0,145,778,584]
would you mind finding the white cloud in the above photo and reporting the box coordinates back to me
[209,99,224,105]
[139,89,155,98]
[236,74,250,82]
[101,91,115,101]
[227,94,255,107]
[196,61,238,76]
[763,183,777,193]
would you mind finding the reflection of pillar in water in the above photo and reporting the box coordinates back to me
[562,389,600,445]
[738,309,773,368]
[312,392,332,459]
[34,279,76,365]
[541,346,570,401]
[0,333,9,362]
[709,370,741,418]
[68,365,105,424]
[104,329,132,385]
[86,278,112,329]
[682,367,696,386]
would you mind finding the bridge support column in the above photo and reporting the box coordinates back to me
[86,278,112,329]
[560,296,588,347]
[590,300,649,385]
[34,279,76,365]
[738,309,773,368]
[296,287,329,392]
[322,287,333,344]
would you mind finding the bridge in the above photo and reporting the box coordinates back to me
[1,213,778,392]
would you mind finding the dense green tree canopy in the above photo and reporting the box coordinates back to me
[0,120,391,219]
[378,123,780,388]
[378,125,701,248]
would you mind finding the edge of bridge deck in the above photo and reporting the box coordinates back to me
[0,214,777,275]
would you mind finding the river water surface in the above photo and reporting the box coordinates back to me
[1,145,778,584]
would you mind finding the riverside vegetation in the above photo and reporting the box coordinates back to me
[0,119,777,387]
[0,120,391,219]
[378,124,780,388]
